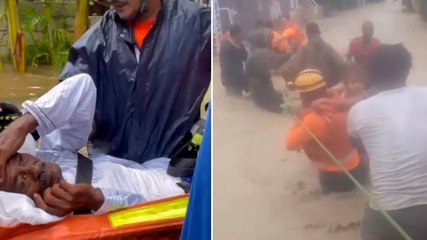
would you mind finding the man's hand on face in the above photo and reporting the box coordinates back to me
[34,180,104,217]
[0,112,38,184]
[0,113,37,184]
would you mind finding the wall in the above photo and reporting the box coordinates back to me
[216,0,294,33]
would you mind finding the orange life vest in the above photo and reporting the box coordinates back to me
[286,93,360,172]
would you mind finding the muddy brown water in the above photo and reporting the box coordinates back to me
[0,65,58,105]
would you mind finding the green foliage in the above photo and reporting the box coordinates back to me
[19,1,74,68]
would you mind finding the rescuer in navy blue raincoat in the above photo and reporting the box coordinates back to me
[59,0,211,163]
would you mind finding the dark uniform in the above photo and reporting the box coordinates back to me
[246,31,291,113]
[219,40,248,95]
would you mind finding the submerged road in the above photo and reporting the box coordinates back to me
[213,2,427,239]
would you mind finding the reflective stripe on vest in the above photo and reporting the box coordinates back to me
[108,195,189,227]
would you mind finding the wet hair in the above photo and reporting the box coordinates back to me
[306,22,321,36]
[229,24,242,38]
[369,44,412,86]
[256,19,265,28]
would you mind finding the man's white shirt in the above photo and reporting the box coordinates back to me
[22,74,184,214]
[348,86,427,210]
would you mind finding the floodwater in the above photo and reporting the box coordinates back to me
[214,1,427,240]
[0,65,58,105]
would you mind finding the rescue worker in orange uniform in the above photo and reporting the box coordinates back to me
[285,69,367,193]
[264,21,289,53]
[274,14,307,52]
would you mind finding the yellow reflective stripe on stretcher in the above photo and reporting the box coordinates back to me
[108,195,189,227]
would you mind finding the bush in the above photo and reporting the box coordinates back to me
[19,1,74,68]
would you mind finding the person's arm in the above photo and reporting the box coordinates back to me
[270,52,293,70]
[339,95,364,110]
[327,43,346,71]
[22,74,96,152]
[0,114,38,183]
[279,46,305,87]
[273,34,286,44]
[0,74,96,183]
[33,180,149,216]
[273,29,293,44]
[94,188,148,214]
[285,114,328,151]
[33,181,104,217]
[347,104,368,162]
[350,136,367,159]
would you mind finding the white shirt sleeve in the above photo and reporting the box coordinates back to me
[95,188,147,214]
[22,74,97,152]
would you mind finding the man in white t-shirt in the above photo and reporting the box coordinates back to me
[348,44,427,240]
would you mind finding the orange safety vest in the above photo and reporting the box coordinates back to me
[285,94,360,172]
[272,31,288,52]
[302,109,359,172]
[283,23,307,50]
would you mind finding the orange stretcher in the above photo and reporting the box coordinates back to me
[0,194,189,240]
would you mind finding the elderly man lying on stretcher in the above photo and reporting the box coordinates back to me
[0,74,185,218]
